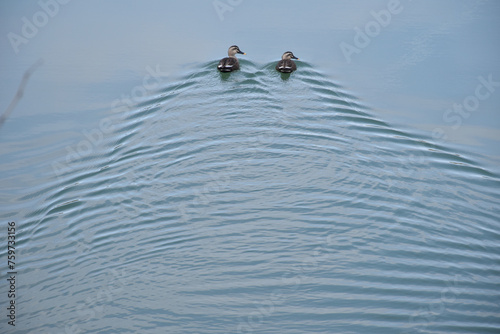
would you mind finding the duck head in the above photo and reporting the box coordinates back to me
[228,45,246,57]
[281,51,299,60]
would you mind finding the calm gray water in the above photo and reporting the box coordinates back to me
[1,1,500,334]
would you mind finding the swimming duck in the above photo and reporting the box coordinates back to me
[276,51,299,73]
[217,45,246,72]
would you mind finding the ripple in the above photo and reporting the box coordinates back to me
[14,62,500,334]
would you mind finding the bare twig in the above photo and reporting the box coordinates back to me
[0,58,44,128]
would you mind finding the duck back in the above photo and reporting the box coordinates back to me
[276,59,297,73]
[218,57,240,72]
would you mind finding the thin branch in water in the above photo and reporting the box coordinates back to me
[0,58,44,128]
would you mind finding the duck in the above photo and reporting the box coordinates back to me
[217,45,246,72]
[276,51,299,73]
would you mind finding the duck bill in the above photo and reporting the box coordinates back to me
[238,50,246,55]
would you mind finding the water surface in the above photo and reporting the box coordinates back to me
[1,1,499,333]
